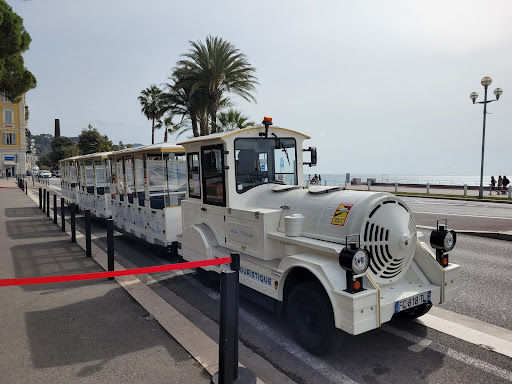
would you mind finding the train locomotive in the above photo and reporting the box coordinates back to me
[177,117,460,354]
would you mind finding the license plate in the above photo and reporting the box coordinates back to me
[395,291,431,313]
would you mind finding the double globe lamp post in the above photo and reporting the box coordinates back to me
[470,76,503,199]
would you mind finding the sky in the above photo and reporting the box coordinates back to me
[8,0,512,175]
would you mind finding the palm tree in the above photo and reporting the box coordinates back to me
[174,35,258,134]
[138,84,165,144]
[162,78,200,137]
[217,108,255,132]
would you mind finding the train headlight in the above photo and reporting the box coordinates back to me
[430,222,457,252]
[352,250,370,275]
[339,245,369,274]
[430,220,456,267]
[339,239,369,293]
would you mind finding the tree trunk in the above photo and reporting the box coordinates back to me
[151,118,155,144]
[190,112,199,137]
[164,128,168,143]
[199,112,208,136]
[209,93,219,134]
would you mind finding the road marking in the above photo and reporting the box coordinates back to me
[382,325,512,381]
[414,308,512,359]
[412,210,512,220]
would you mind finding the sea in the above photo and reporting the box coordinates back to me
[305,174,500,187]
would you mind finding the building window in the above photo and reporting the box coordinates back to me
[1,92,10,103]
[2,132,16,145]
[3,109,13,123]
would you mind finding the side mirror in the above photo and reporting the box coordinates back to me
[303,147,317,167]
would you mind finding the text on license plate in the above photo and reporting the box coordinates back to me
[395,291,431,313]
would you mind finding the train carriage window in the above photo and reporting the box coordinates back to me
[124,157,135,203]
[187,153,201,199]
[147,154,165,209]
[134,157,145,206]
[201,145,225,206]
[70,165,77,188]
[235,137,297,193]
[94,160,106,195]
[85,161,94,194]
[165,153,187,207]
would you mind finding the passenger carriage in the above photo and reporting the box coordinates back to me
[74,152,112,218]
[107,143,187,247]
[59,156,80,206]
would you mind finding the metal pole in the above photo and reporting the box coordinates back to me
[39,188,42,209]
[218,270,236,384]
[53,194,57,224]
[479,85,488,199]
[43,188,46,212]
[46,191,50,217]
[230,253,240,380]
[61,197,65,232]
[85,210,92,257]
[107,219,114,280]
[70,203,76,242]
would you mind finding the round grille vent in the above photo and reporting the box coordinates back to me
[361,198,416,285]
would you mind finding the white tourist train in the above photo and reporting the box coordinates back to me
[59,118,460,355]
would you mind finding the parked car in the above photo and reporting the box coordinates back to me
[39,170,52,178]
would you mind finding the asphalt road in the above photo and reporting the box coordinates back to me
[403,196,512,233]
[44,181,512,383]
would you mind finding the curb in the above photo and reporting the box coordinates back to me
[417,226,512,242]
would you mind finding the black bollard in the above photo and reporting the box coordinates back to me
[70,203,76,242]
[42,189,46,212]
[230,253,240,380]
[46,191,50,217]
[53,194,57,224]
[85,210,91,257]
[214,270,236,384]
[61,198,65,232]
[39,188,42,209]
[212,263,256,384]
[25,180,27,194]
[107,219,114,280]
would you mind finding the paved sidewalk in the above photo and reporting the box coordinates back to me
[0,178,210,384]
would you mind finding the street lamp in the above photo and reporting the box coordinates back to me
[470,76,503,199]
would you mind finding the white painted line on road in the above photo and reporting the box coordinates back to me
[412,210,512,220]
[414,309,512,359]
[382,325,512,381]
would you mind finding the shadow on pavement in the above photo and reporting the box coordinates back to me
[24,287,194,371]
[5,207,42,218]
[11,240,101,292]
[5,218,62,240]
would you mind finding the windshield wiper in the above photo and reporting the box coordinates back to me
[272,133,290,166]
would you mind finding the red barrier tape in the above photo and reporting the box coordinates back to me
[0,257,231,287]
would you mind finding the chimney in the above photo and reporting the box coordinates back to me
[55,119,61,137]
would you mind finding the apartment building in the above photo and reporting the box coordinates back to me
[1,92,28,177]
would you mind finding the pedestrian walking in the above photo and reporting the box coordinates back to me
[490,176,496,194]
[503,175,510,195]
[498,176,503,194]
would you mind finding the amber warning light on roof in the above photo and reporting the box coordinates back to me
[262,116,273,124]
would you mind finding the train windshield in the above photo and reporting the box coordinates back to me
[235,137,297,193]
